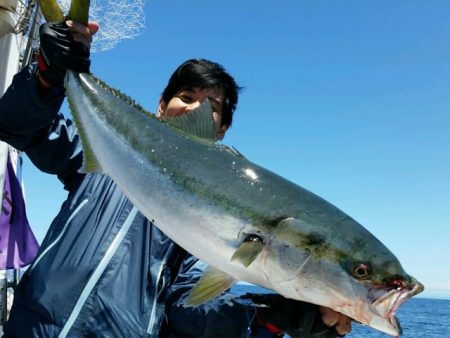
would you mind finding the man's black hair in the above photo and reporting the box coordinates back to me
[161,59,241,127]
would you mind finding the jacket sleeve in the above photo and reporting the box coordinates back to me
[0,64,84,191]
[163,256,258,338]
[163,255,341,338]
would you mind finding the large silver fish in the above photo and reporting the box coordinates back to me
[65,71,423,336]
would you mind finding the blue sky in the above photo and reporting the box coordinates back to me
[21,1,449,300]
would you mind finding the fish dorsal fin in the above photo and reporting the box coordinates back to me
[224,145,246,159]
[160,100,216,141]
[231,234,265,267]
[184,266,237,307]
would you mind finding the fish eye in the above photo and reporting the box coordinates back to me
[353,263,370,279]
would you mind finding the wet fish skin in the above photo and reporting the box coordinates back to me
[65,71,423,336]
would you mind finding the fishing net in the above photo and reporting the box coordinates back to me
[57,0,145,52]
[8,0,145,52]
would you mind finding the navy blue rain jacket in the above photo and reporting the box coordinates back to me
[0,65,340,338]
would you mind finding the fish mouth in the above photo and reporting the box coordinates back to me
[369,279,424,335]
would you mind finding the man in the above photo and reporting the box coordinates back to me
[0,20,351,337]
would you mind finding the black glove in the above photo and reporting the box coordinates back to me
[247,294,342,338]
[37,22,91,87]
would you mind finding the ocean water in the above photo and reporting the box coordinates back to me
[233,285,449,337]
[347,298,450,337]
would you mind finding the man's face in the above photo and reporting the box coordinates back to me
[157,87,228,140]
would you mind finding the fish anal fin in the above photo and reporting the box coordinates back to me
[184,267,237,307]
[79,146,102,173]
[69,98,103,173]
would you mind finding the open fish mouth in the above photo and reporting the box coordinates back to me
[370,279,424,335]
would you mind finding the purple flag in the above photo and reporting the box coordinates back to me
[0,155,39,269]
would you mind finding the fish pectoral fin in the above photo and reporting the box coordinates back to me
[184,267,237,307]
[231,234,265,267]
[160,100,216,142]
